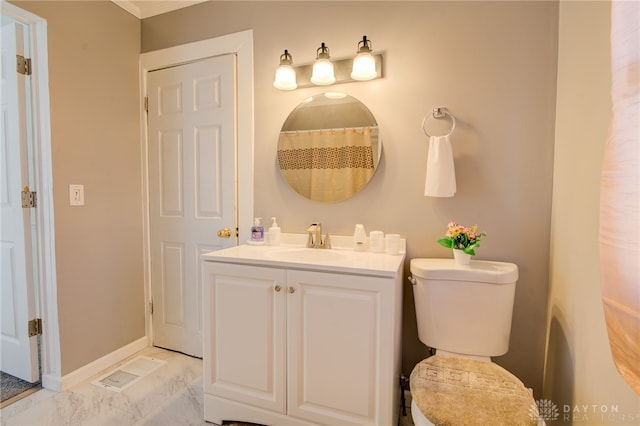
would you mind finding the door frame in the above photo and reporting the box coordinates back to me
[1,2,61,390]
[139,30,254,344]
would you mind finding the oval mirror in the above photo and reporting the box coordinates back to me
[277,92,381,202]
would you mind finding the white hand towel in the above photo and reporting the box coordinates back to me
[424,135,456,197]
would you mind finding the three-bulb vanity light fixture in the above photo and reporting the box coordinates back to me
[273,35,382,90]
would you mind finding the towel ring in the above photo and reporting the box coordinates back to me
[422,107,456,138]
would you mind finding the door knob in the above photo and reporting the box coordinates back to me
[217,228,232,238]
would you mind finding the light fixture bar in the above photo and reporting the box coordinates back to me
[291,53,383,89]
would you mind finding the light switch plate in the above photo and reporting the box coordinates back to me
[69,184,84,206]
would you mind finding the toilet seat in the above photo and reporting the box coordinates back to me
[410,355,538,426]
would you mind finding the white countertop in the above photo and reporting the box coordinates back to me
[201,234,405,278]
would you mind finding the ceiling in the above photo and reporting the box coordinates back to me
[111,0,209,19]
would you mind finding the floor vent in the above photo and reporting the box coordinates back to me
[92,356,166,392]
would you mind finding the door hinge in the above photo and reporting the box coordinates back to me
[149,300,153,315]
[16,55,32,76]
[144,96,149,112]
[28,318,42,337]
[21,186,37,208]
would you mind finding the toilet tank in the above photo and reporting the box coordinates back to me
[410,259,518,357]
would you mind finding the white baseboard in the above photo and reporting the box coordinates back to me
[45,337,148,392]
[41,373,61,392]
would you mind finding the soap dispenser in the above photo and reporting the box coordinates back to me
[269,217,281,246]
[250,217,264,243]
[353,224,367,251]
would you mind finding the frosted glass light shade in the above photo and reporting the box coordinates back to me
[273,64,297,90]
[351,51,377,81]
[311,58,336,85]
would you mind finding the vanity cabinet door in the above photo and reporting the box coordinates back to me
[286,270,395,425]
[203,262,287,415]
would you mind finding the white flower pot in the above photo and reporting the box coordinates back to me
[453,249,471,265]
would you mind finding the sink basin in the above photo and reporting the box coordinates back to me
[264,247,348,263]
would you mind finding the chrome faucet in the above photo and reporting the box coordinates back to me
[306,223,331,249]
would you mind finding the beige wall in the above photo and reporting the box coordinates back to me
[143,1,559,395]
[10,1,144,375]
[546,0,640,422]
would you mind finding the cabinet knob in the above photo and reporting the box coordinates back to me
[289,286,295,294]
[217,228,232,238]
[274,285,281,292]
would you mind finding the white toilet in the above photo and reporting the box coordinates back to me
[409,258,540,426]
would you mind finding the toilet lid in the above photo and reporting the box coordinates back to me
[410,355,538,426]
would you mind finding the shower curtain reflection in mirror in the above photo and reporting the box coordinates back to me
[278,126,376,202]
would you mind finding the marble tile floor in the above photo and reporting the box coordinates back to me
[1,347,415,426]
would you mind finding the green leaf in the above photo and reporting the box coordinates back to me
[437,238,453,249]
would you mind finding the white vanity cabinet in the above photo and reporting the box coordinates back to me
[202,247,403,426]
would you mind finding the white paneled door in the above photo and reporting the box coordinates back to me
[147,54,237,357]
[0,19,39,382]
